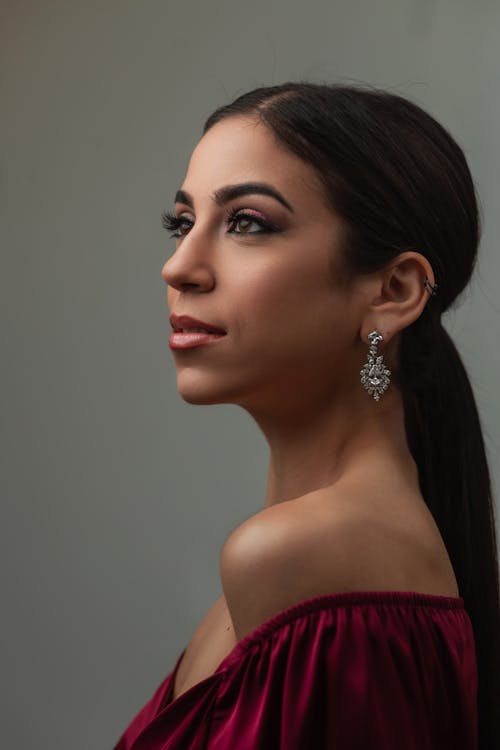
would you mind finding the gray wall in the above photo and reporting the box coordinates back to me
[2,1,499,747]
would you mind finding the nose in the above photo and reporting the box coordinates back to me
[161,227,216,293]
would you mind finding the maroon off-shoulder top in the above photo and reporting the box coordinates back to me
[113,590,478,749]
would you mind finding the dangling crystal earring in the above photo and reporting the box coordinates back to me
[360,330,391,401]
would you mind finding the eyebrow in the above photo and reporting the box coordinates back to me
[174,182,295,213]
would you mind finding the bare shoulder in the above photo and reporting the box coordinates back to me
[220,484,459,641]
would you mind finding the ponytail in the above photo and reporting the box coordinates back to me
[401,315,500,747]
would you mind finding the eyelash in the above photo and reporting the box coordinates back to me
[160,207,281,238]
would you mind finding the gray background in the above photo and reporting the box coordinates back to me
[2,1,499,747]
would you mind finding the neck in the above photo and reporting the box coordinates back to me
[248,383,418,508]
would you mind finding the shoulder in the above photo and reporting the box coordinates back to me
[220,486,444,641]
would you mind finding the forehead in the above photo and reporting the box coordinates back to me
[183,116,327,208]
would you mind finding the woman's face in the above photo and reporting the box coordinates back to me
[161,116,368,414]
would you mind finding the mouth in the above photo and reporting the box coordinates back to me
[170,314,227,336]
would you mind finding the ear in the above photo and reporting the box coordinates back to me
[360,251,436,345]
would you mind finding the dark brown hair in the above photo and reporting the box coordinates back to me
[203,81,499,748]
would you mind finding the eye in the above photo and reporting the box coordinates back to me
[161,210,192,238]
[160,208,281,239]
[224,208,280,235]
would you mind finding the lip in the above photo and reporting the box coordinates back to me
[169,331,226,350]
[169,314,227,335]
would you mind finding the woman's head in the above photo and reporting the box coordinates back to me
[162,82,478,415]
[201,82,480,309]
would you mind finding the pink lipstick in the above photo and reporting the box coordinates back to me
[169,331,226,349]
[169,313,227,350]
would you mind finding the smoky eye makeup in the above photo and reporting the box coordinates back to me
[161,206,283,238]
[222,206,282,234]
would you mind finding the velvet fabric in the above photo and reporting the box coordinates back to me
[113,590,478,749]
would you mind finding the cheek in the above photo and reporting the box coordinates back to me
[243,250,322,299]
[238,260,331,343]
[238,264,299,317]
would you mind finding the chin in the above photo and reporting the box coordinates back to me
[175,374,239,406]
[179,391,225,406]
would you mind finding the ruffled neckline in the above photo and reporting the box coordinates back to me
[164,589,465,709]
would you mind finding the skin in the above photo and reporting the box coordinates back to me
[161,115,436,509]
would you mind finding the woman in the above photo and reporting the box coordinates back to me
[114,82,499,749]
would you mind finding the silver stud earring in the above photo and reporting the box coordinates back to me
[360,330,391,401]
